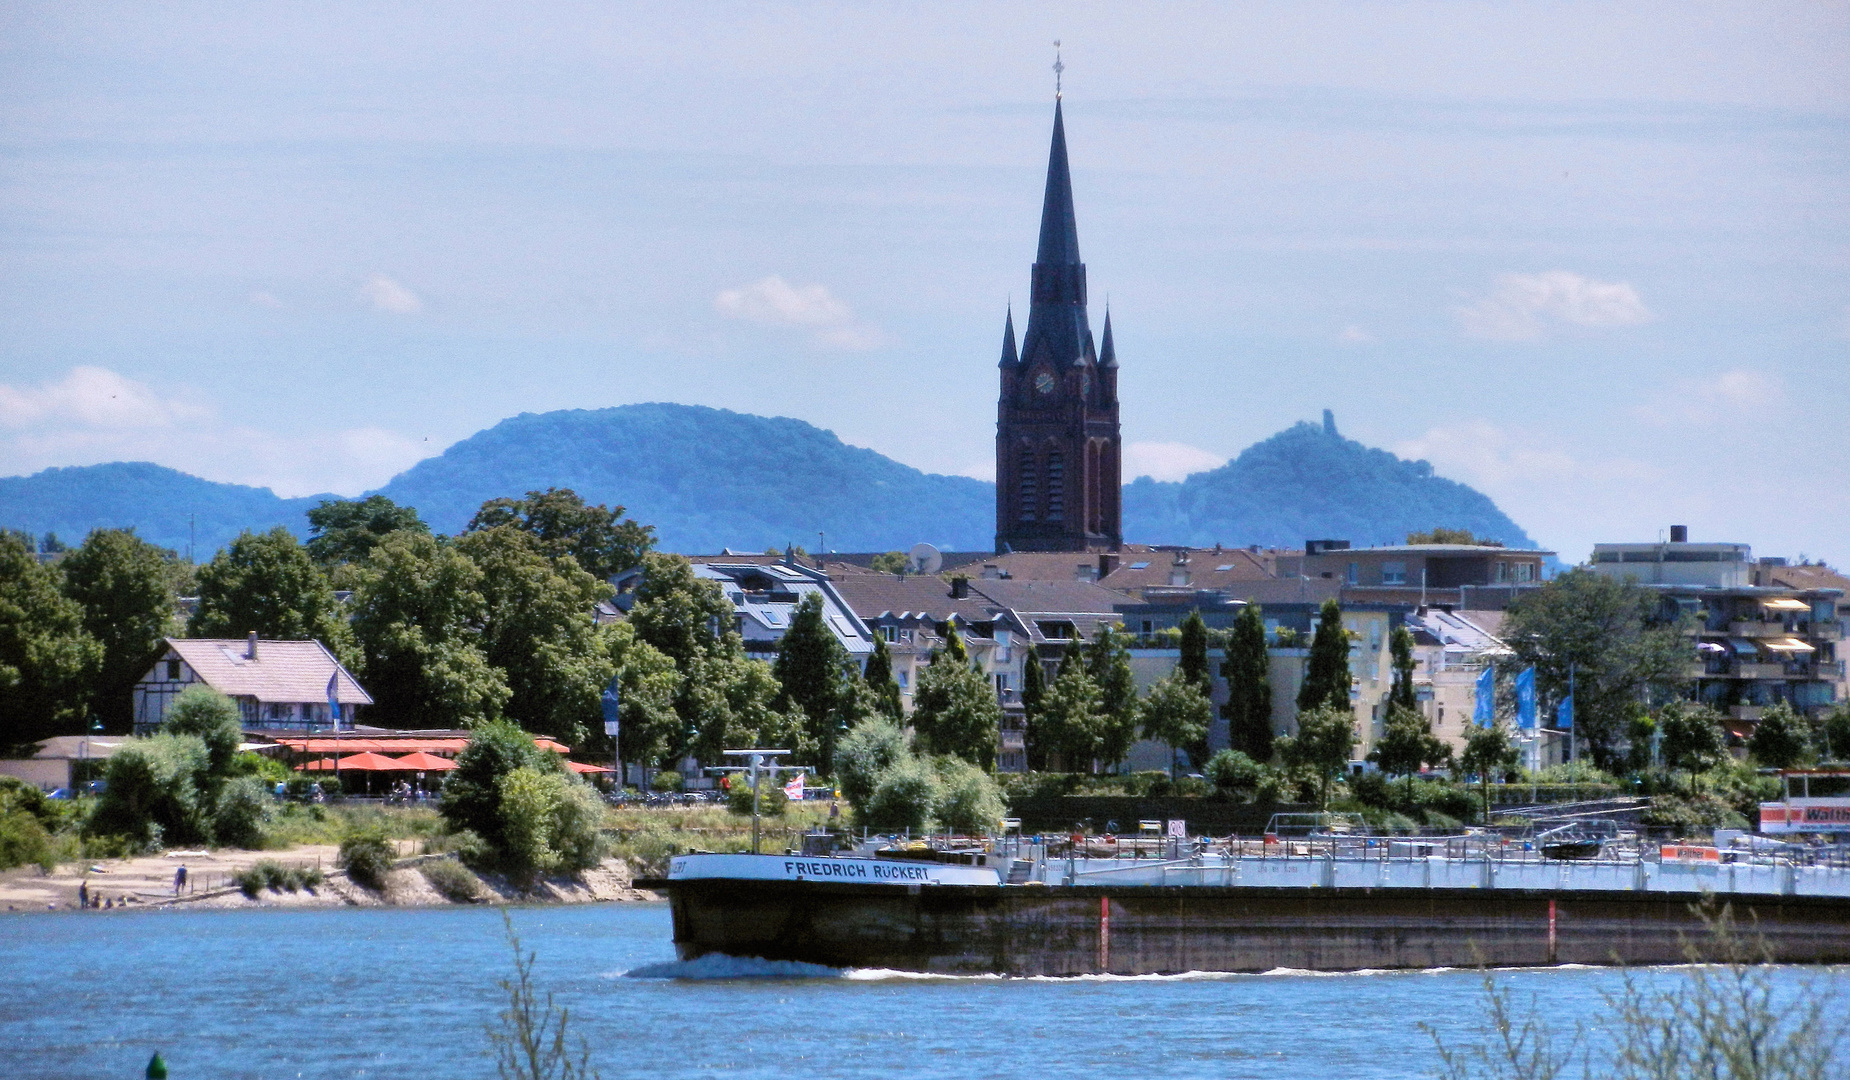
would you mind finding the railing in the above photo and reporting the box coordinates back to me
[1729,621,1789,638]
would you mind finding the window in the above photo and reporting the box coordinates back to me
[1346,562,1358,585]
[1495,562,1512,583]
[1381,561,1406,585]
[1018,453,1037,521]
[897,670,908,688]
[1046,452,1064,522]
[1140,619,1154,635]
[883,625,897,643]
[1515,563,1535,583]
[166,659,181,681]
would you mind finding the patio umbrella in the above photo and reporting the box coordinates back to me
[328,751,404,771]
[294,757,339,772]
[565,761,615,774]
[392,751,457,771]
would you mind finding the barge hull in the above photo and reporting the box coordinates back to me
[666,880,1850,975]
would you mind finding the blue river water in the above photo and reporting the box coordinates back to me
[0,902,1839,1079]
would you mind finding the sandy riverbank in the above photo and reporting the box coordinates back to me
[1,844,657,913]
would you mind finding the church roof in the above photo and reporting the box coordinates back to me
[1017,99,1095,372]
[1036,100,1081,267]
[1099,310,1117,369]
[998,307,1018,368]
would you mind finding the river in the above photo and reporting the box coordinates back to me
[0,902,1836,1078]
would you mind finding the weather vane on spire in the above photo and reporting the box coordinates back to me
[1053,41,1064,99]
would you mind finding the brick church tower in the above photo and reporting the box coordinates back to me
[995,98,1121,554]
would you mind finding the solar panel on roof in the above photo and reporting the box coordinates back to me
[1128,561,1150,569]
[1214,564,1234,572]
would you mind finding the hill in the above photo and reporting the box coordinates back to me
[0,405,1539,559]
[1123,418,1537,550]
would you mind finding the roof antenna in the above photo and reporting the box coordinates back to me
[1053,41,1064,100]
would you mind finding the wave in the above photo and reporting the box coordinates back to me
[621,958,1499,982]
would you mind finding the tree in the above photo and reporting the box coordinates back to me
[1221,603,1273,760]
[862,635,904,720]
[1139,672,1213,778]
[863,756,941,833]
[835,717,908,814]
[1036,660,1105,772]
[939,620,969,664]
[441,719,557,857]
[161,685,242,790]
[933,756,1005,835]
[1177,610,1211,689]
[604,621,682,771]
[1087,624,1142,768]
[1278,703,1356,811]
[1367,703,1452,801]
[1500,569,1693,772]
[189,527,354,660]
[456,526,617,746]
[1658,701,1729,784]
[911,655,1002,770]
[1748,702,1812,770]
[348,531,509,728]
[86,734,211,848]
[771,592,854,770]
[625,553,734,672]
[1822,705,1850,764]
[868,551,907,574]
[1460,721,1519,824]
[679,651,802,766]
[1388,625,1418,713]
[1020,644,1048,769]
[1407,527,1498,546]
[1297,599,1351,713]
[467,487,654,580]
[59,528,179,733]
[304,495,428,567]
[2,531,104,745]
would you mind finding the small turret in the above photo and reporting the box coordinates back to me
[998,307,1019,368]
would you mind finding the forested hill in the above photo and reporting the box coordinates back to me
[0,405,1539,557]
[1122,420,1538,550]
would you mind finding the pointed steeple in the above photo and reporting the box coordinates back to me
[1035,100,1081,267]
[998,306,1019,368]
[1099,308,1117,369]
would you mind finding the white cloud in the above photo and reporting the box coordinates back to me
[1632,368,1786,426]
[0,366,438,496]
[1338,325,1374,344]
[362,273,423,315]
[1456,271,1652,341]
[1125,441,1226,482]
[714,275,889,350]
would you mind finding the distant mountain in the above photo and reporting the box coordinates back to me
[0,405,1539,560]
[1123,418,1537,550]
[374,404,994,552]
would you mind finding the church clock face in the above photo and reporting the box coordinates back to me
[1034,371,1055,396]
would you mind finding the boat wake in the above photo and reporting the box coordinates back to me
[622,955,846,980]
[622,959,1487,982]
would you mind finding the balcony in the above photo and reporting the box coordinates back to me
[1814,660,1847,681]
[1728,621,1788,638]
[1736,662,1788,680]
[1729,705,1765,722]
[1805,623,1844,642]
[999,731,1026,752]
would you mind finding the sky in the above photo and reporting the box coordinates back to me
[1,2,1846,565]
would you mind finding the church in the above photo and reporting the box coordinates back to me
[994,96,1122,555]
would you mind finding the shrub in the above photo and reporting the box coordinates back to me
[212,776,275,849]
[285,777,319,800]
[338,829,396,891]
[1645,793,1749,834]
[232,751,292,784]
[725,776,789,819]
[440,719,555,855]
[420,858,484,903]
[234,858,323,896]
[86,734,211,848]
[318,778,344,798]
[650,770,682,793]
[0,810,57,872]
[495,767,607,883]
[834,718,908,813]
[161,685,242,782]
[933,757,1005,836]
[863,756,941,834]
[1205,750,1266,798]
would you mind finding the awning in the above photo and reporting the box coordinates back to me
[1763,598,1812,611]
[534,738,571,754]
[1696,641,1727,654]
[1762,638,1816,654]
[565,761,615,774]
[392,751,457,771]
[1728,638,1761,658]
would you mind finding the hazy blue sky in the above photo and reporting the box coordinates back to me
[2,2,1846,564]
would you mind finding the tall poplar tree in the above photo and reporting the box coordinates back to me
[1388,624,1418,713]
[1020,644,1048,770]
[1178,610,1211,690]
[1087,625,1140,769]
[771,592,853,771]
[1221,604,1273,760]
[1297,599,1351,713]
[863,635,904,720]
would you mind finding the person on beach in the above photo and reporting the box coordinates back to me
[78,880,89,908]
[173,866,187,895]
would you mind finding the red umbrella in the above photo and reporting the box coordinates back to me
[295,757,339,772]
[326,751,404,771]
[565,761,615,774]
[392,751,457,771]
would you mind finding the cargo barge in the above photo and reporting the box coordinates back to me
[664,837,1850,975]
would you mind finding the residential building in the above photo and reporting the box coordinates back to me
[686,558,876,662]
[1404,607,1512,762]
[132,635,371,734]
[0,735,129,792]
[826,573,1001,716]
[1276,539,1553,610]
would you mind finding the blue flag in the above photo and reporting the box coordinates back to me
[1556,694,1574,730]
[1516,666,1537,730]
[1473,665,1495,726]
[326,671,341,727]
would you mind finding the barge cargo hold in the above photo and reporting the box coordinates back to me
[664,847,1850,975]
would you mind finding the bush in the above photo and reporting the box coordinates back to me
[1205,750,1266,798]
[863,756,941,834]
[650,770,682,793]
[338,829,396,891]
[318,778,344,798]
[495,767,606,883]
[232,751,292,784]
[212,776,275,849]
[1123,771,1174,799]
[0,810,57,872]
[233,858,323,896]
[86,734,211,848]
[420,858,484,903]
[1645,794,1749,835]
[285,777,319,800]
[161,685,242,779]
[440,719,554,855]
[933,757,1005,836]
[834,718,908,813]
[725,776,789,819]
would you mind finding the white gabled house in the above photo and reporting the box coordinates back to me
[133,633,371,734]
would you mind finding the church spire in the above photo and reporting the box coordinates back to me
[1035,100,1081,268]
[998,306,1019,368]
[1019,98,1091,372]
[1099,307,1117,369]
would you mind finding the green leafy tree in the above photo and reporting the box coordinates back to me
[933,756,1005,835]
[603,621,682,770]
[1822,705,1850,764]
[1747,702,1812,770]
[1139,672,1213,777]
[348,531,508,728]
[1500,569,1694,772]
[863,755,941,833]
[466,487,654,580]
[496,766,606,882]
[1658,701,1729,785]
[834,717,908,814]
[304,495,428,567]
[939,620,969,664]
[862,635,904,720]
[680,651,803,765]
[0,531,103,745]
[60,528,180,733]
[868,551,908,574]
[1037,660,1105,772]
[189,527,354,660]
[771,592,854,770]
[87,734,211,848]
[911,655,1001,770]
[1460,721,1519,823]
[1020,644,1049,769]
[1086,625,1142,768]
[1388,625,1418,713]
[1297,599,1351,713]
[1278,703,1356,811]
[441,719,558,857]
[1204,749,1267,800]
[456,526,617,746]
[161,686,242,794]
[1177,610,1211,689]
[1221,603,1273,760]
[625,553,734,672]
[1367,703,1453,800]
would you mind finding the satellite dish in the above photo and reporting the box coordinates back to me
[908,542,943,575]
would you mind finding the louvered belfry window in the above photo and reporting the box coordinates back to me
[1046,451,1064,522]
[1018,451,1037,521]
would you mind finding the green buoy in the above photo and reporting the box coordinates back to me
[146,1052,168,1078]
